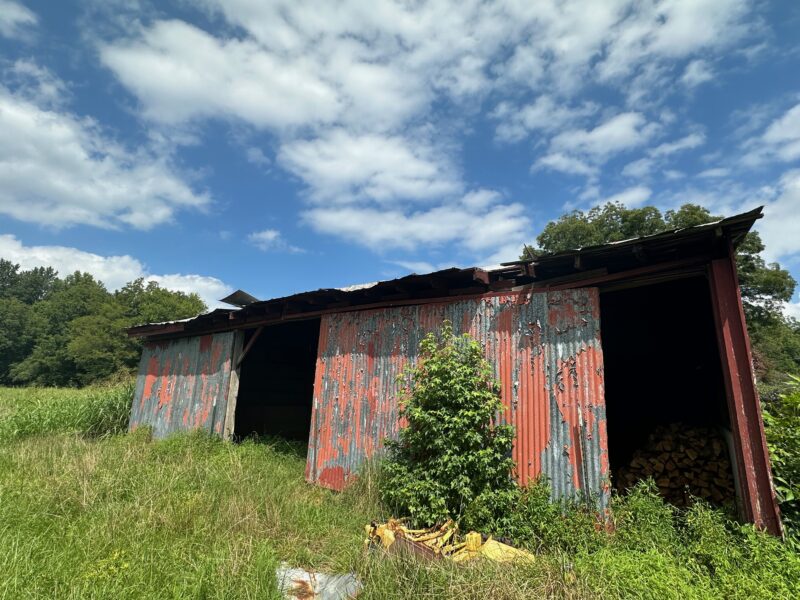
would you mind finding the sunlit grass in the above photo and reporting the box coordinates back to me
[0,386,798,599]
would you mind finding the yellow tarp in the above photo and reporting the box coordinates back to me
[365,520,535,564]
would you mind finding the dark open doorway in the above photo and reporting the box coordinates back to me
[233,318,320,442]
[599,275,739,509]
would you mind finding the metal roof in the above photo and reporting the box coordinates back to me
[129,207,762,339]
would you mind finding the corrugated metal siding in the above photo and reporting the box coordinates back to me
[306,288,609,507]
[129,331,237,439]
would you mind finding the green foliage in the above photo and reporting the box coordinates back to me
[736,232,796,322]
[0,431,375,598]
[0,259,207,387]
[462,479,603,554]
[532,202,667,253]
[610,479,679,552]
[115,278,206,325]
[762,375,800,540]
[0,382,133,441]
[0,298,34,381]
[0,261,58,304]
[381,322,515,526]
[1,386,799,598]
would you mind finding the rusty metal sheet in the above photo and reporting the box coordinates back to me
[129,331,237,438]
[305,288,609,507]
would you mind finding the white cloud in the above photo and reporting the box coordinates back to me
[0,0,36,39]
[534,153,598,177]
[622,158,655,178]
[247,229,304,253]
[650,132,706,157]
[245,147,270,168]
[622,132,705,179]
[100,20,342,129]
[698,167,730,178]
[551,113,655,158]
[303,192,529,254]
[96,0,760,256]
[5,60,65,107]
[681,59,714,88]
[595,186,652,208]
[390,260,437,274]
[742,102,800,166]
[0,234,232,308]
[0,68,209,229]
[785,299,800,321]
[145,274,232,309]
[757,170,800,263]
[538,112,658,177]
[760,103,800,162]
[278,129,461,204]
[493,96,598,143]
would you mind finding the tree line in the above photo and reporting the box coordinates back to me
[1,202,797,390]
[0,261,206,387]
[522,202,800,393]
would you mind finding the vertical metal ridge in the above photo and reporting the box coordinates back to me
[307,288,608,507]
[130,331,236,438]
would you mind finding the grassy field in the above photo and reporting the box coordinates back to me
[0,386,798,599]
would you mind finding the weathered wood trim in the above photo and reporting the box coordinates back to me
[223,330,245,441]
[708,252,782,535]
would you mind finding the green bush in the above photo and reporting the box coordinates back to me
[381,322,515,526]
[610,479,679,552]
[463,479,603,553]
[0,381,133,441]
[762,374,800,540]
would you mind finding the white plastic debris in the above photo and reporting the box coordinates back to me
[276,562,362,599]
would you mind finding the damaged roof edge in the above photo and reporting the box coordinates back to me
[500,206,763,267]
[128,207,762,339]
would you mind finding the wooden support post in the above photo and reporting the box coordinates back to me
[235,326,263,369]
[223,330,245,441]
[708,252,782,536]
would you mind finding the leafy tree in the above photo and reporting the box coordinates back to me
[381,322,515,526]
[67,301,141,386]
[10,273,110,386]
[1,264,208,387]
[0,299,34,382]
[534,203,666,253]
[115,278,205,325]
[0,259,58,304]
[522,202,799,384]
[664,203,718,229]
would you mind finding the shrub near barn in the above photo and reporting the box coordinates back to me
[381,321,516,527]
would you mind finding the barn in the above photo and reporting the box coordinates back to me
[127,207,781,535]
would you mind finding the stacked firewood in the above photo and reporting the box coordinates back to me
[615,423,736,507]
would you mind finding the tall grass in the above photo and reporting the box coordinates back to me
[0,387,798,598]
[0,383,132,441]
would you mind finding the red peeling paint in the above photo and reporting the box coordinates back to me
[306,287,607,507]
[317,466,347,490]
[129,331,237,439]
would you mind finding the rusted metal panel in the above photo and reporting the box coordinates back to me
[129,331,237,439]
[306,288,609,507]
[708,254,782,535]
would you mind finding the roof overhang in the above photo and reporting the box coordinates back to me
[129,207,762,341]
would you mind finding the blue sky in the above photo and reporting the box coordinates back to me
[0,0,799,315]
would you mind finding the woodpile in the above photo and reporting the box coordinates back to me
[615,423,736,507]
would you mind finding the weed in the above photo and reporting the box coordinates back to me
[0,382,132,441]
[1,386,798,599]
